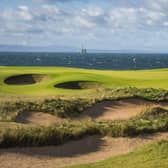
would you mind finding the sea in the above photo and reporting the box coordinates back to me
[0,52,168,70]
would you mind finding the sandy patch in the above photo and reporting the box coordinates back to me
[0,132,167,168]
[15,111,64,126]
[80,98,168,120]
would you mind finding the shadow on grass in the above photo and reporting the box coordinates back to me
[0,136,105,157]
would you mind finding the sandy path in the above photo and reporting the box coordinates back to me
[0,132,168,168]
[80,98,168,120]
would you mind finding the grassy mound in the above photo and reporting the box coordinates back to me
[54,81,102,90]
[4,74,51,85]
[70,140,168,168]
[136,106,168,120]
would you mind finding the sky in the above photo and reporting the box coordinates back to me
[1,0,168,51]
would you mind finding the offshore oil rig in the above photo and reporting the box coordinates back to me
[80,45,87,54]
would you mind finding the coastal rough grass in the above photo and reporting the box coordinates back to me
[0,88,168,147]
[1,87,168,122]
[0,108,168,147]
[69,140,168,168]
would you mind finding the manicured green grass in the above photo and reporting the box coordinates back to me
[69,140,168,168]
[1,66,168,96]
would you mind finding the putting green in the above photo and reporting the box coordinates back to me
[0,66,168,96]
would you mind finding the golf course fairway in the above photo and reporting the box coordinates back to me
[1,66,168,96]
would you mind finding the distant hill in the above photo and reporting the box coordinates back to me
[88,49,168,54]
[0,44,167,53]
[0,45,78,52]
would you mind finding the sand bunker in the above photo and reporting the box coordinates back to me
[79,98,168,120]
[15,98,168,126]
[4,74,51,85]
[15,111,64,126]
[0,132,167,168]
[54,81,102,89]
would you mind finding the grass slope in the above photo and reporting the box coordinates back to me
[70,140,168,168]
[1,66,168,96]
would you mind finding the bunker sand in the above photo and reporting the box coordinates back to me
[15,98,168,126]
[54,81,102,90]
[15,111,64,126]
[4,74,52,85]
[0,132,168,168]
[80,98,168,120]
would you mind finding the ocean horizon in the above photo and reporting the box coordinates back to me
[0,52,168,70]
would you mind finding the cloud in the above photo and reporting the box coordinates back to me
[18,6,29,11]
[1,3,168,35]
[163,21,168,26]
[18,7,33,21]
[33,0,84,3]
[1,1,168,48]
[108,8,137,29]
[145,0,168,11]
[82,7,104,17]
